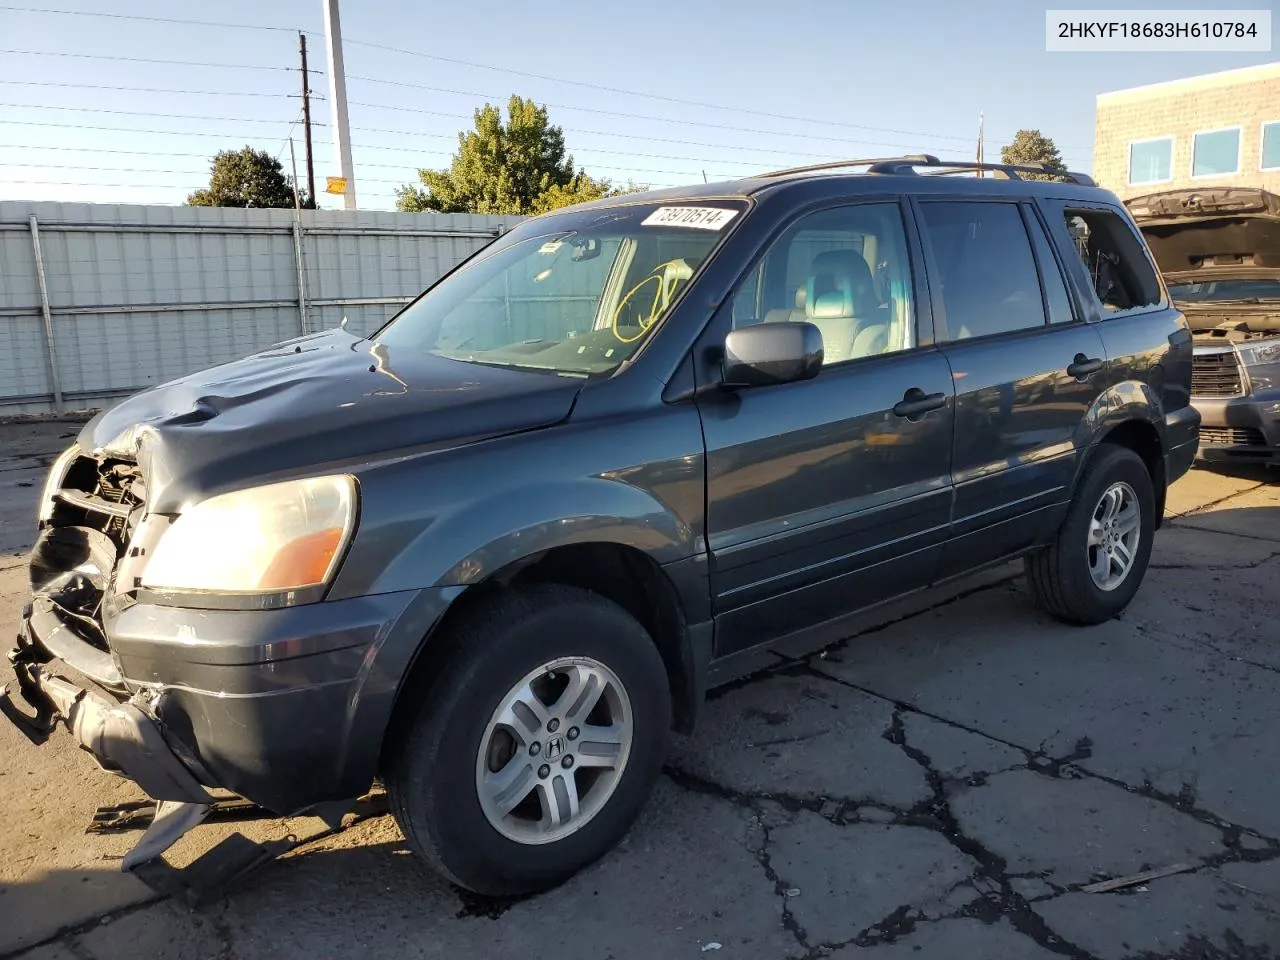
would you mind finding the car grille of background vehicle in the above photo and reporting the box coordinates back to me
[1190,351,1244,397]
[1198,426,1266,446]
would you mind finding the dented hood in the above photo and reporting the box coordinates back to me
[1126,188,1280,280]
[78,329,582,513]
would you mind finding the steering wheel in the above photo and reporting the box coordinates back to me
[611,259,692,344]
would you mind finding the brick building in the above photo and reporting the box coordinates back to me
[1093,62,1280,200]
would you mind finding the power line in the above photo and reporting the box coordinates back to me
[344,75,1036,153]
[0,161,716,183]
[0,48,321,74]
[0,5,298,32]
[0,79,310,98]
[1,118,324,140]
[0,102,323,125]
[338,38,1087,152]
[345,97,1058,157]
[1,6,1084,151]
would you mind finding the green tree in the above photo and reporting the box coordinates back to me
[396,95,634,215]
[187,146,313,208]
[999,129,1067,181]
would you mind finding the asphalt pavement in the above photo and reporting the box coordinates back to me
[1,419,1277,960]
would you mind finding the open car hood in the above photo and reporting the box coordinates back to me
[1126,188,1280,279]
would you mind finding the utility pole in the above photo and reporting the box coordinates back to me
[976,111,985,178]
[299,32,316,207]
[322,0,356,210]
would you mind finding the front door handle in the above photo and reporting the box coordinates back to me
[1067,354,1104,379]
[892,387,947,420]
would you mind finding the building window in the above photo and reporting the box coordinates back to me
[1191,128,1241,178]
[1263,121,1280,171]
[1129,137,1173,184]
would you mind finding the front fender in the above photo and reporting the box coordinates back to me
[328,408,708,600]
[392,477,699,594]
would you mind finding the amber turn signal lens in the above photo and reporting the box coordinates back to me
[258,527,345,590]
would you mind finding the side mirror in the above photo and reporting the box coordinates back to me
[721,322,823,388]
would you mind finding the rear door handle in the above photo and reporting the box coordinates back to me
[892,387,947,420]
[1067,354,1104,379]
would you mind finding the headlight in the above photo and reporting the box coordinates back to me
[37,444,81,524]
[1237,335,1280,368]
[141,475,357,596]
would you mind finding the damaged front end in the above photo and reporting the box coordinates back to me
[2,441,225,870]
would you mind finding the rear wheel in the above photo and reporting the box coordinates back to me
[386,584,671,896]
[1025,444,1156,625]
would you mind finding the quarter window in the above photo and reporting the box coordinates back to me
[1129,138,1172,185]
[1063,210,1162,314]
[918,202,1046,340]
[1262,121,1280,171]
[1192,128,1241,177]
[730,204,916,365]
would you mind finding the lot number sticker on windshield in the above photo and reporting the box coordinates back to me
[641,207,739,231]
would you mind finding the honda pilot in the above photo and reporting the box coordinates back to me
[4,155,1199,897]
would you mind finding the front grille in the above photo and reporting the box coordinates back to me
[1191,351,1244,397]
[1199,426,1266,447]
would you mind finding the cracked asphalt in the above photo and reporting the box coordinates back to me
[1,419,1278,960]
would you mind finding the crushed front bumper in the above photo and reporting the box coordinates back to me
[3,615,214,806]
[3,586,450,871]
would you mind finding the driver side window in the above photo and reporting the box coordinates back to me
[730,203,917,366]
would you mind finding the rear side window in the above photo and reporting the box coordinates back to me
[919,201,1046,340]
[1063,210,1162,314]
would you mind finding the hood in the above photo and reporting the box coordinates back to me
[78,329,582,513]
[1126,188,1280,279]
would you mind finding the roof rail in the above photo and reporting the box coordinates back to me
[757,155,941,178]
[758,154,1095,187]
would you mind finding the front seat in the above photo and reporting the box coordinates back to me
[804,250,880,363]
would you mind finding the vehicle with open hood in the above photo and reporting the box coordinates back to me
[4,155,1197,897]
[1128,188,1280,465]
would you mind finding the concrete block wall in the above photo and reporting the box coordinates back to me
[1093,62,1280,200]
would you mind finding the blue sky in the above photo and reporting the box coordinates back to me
[0,1,1275,210]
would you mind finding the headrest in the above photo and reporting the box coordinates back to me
[794,285,807,309]
[812,249,871,282]
[806,249,876,316]
[808,290,854,319]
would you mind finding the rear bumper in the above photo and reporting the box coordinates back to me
[3,586,454,815]
[1164,403,1201,486]
[1193,391,1280,463]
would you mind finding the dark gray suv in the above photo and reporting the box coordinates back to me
[4,156,1198,897]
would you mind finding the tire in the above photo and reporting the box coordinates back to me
[1025,444,1156,626]
[385,583,671,896]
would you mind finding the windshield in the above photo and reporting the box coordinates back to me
[1167,278,1280,303]
[376,200,747,377]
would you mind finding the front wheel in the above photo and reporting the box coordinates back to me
[1025,444,1156,625]
[385,584,671,896]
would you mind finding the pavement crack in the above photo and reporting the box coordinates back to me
[810,660,1280,849]
[881,707,1102,960]
[0,895,166,960]
[1166,519,1280,545]
[1167,483,1265,521]
[1151,550,1280,571]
